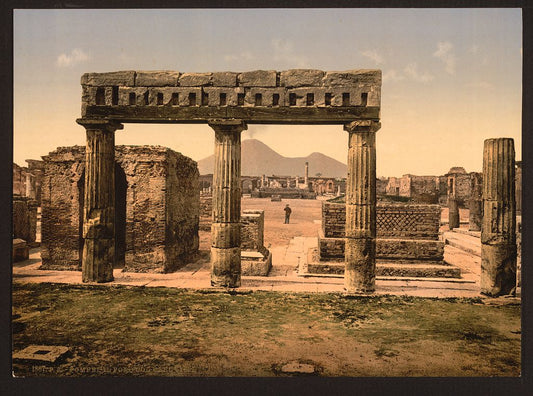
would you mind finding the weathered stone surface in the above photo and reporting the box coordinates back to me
[244,88,286,107]
[481,138,516,296]
[13,238,29,262]
[280,69,325,87]
[212,72,238,87]
[210,247,241,287]
[13,197,37,244]
[135,71,179,87]
[179,73,212,86]
[238,70,277,87]
[204,87,244,107]
[324,69,381,87]
[81,71,136,86]
[241,250,272,276]
[40,145,199,273]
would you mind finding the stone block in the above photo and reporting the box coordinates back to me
[13,238,29,262]
[287,87,327,107]
[179,73,212,86]
[212,72,238,87]
[135,71,180,87]
[13,345,70,363]
[241,250,272,276]
[238,70,277,87]
[323,69,381,87]
[204,87,244,107]
[81,71,136,87]
[280,69,325,87]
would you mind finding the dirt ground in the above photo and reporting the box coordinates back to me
[12,283,521,377]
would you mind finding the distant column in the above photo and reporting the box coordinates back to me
[76,118,123,283]
[469,172,483,231]
[448,198,460,230]
[344,120,380,293]
[25,173,34,199]
[209,119,247,288]
[481,138,517,296]
[304,162,309,186]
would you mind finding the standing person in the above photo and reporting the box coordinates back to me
[284,204,292,224]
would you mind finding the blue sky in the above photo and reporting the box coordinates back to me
[14,8,522,176]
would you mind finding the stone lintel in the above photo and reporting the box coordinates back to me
[76,118,124,132]
[344,120,381,133]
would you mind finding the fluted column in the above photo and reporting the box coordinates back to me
[481,138,516,296]
[209,119,247,287]
[469,172,483,231]
[448,197,460,230]
[76,118,123,283]
[344,120,380,293]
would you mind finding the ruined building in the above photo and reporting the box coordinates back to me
[40,145,199,273]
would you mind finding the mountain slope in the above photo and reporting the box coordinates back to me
[197,139,347,178]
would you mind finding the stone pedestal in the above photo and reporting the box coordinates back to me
[77,119,123,283]
[209,119,247,287]
[343,120,380,293]
[448,197,460,230]
[481,138,516,296]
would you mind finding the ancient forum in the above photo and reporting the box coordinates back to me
[77,69,381,292]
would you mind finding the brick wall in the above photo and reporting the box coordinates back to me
[322,202,441,240]
[40,145,199,272]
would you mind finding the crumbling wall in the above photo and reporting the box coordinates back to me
[241,210,271,276]
[199,192,213,231]
[40,146,85,269]
[12,196,38,244]
[40,145,199,272]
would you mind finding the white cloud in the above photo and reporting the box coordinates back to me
[56,48,89,67]
[383,69,405,82]
[466,81,494,90]
[361,49,384,65]
[404,63,434,83]
[433,41,456,75]
[224,51,254,62]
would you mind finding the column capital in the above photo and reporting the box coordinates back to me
[344,120,381,133]
[76,118,124,132]
[208,119,247,132]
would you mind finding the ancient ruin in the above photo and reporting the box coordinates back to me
[481,138,516,296]
[78,69,382,291]
[40,145,199,273]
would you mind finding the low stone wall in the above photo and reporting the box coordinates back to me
[251,188,315,199]
[13,197,38,246]
[318,230,444,262]
[322,202,441,240]
[241,210,271,276]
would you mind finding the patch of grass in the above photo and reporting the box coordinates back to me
[12,283,521,377]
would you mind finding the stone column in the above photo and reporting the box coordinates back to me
[304,162,309,186]
[344,120,380,293]
[481,138,516,296]
[469,172,483,231]
[25,173,34,199]
[76,118,123,283]
[209,119,247,288]
[448,198,460,230]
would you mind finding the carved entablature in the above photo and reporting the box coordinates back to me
[80,69,381,124]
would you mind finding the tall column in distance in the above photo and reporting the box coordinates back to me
[76,119,123,283]
[448,176,460,230]
[481,138,517,296]
[304,162,309,186]
[344,120,380,293]
[469,172,483,231]
[209,119,247,288]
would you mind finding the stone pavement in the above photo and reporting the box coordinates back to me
[12,235,520,301]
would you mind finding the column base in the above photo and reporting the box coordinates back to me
[211,246,241,288]
[344,237,376,293]
[82,238,114,283]
[481,243,517,296]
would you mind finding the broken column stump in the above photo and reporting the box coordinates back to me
[209,120,247,288]
[448,197,460,230]
[469,172,483,231]
[481,138,517,296]
[344,120,380,293]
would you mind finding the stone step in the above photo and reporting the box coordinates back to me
[452,228,481,238]
[307,261,461,279]
[444,231,481,257]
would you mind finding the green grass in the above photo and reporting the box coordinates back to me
[12,282,521,377]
